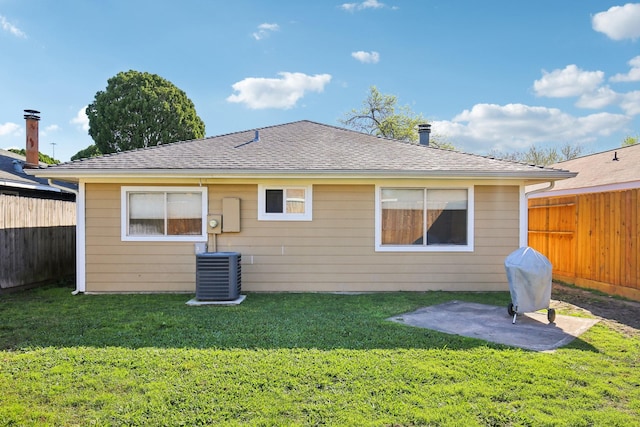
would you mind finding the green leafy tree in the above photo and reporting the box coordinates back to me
[87,70,205,154]
[489,143,583,166]
[340,86,454,149]
[71,144,102,161]
[622,135,638,146]
[8,148,59,165]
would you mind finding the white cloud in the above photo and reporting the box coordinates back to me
[70,107,89,131]
[351,50,380,64]
[531,61,640,115]
[620,90,640,115]
[41,124,60,137]
[534,65,604,98]
[341,3,357,12]
[0,15,26,38]
[340,0,385,12]
[431,103,631,153]
[592,3,640,41]
[227,72,332,109]
[576,86,620,109]
[252,23,279,40]
[610,55,640,82]
[0,122,20,136]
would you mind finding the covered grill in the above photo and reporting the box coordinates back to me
[504,247,556,324]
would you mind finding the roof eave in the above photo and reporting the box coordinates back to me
[0,179,63,193]
[27,168,577,182]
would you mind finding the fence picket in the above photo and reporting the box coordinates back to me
[529,189,639,300]
[0,194,76,290]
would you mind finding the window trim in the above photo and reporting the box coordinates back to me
[375,184,474,252]
[121,186,207,242]
[257,184,313,221]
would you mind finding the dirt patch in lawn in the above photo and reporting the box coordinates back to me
[551,283,640,338]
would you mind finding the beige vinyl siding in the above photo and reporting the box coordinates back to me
[83,182,520,293]
[85,183,199,292]
[217,184,518,292]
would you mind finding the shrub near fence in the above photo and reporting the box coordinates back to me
[0,194,76,290]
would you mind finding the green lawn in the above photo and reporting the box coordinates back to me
[1,284,638,426]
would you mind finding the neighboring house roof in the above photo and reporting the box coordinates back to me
[528,143,640,197]
[0,149,76,194]
[30,120,575,182]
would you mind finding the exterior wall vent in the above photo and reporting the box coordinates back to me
[195,252,241,301]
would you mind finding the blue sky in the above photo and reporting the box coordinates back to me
[1,1,639,162]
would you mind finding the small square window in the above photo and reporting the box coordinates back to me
[258,185,312,221]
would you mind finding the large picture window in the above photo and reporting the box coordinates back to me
[258,185,312,221]
[376,186,473,252]
[121,187,207,241]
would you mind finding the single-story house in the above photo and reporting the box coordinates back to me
[29,120,575,294]
[528,144,640,301]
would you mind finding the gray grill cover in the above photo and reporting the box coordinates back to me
[504,247,552,313]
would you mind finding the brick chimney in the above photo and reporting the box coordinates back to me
[24,109,41,168]
[418,123,431,146]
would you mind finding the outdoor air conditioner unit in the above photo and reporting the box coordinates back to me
[195,252,241,301]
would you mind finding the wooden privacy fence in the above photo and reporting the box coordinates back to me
[0,194,76,291]
[528,188,639,301]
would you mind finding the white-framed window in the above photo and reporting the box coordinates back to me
[257,184,313,221]
[121,186,207,241]
[375,185,474,252]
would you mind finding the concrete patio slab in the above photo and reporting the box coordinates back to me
[388,300,599,351]
[186,295,246,306]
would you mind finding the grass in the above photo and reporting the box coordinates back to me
[1,284,638,426]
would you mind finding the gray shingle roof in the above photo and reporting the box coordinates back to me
[540,143,640,191]
[1,149,77,193]
[0,149,36,185]
[0,149,54,187]
[37,121,575,180]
